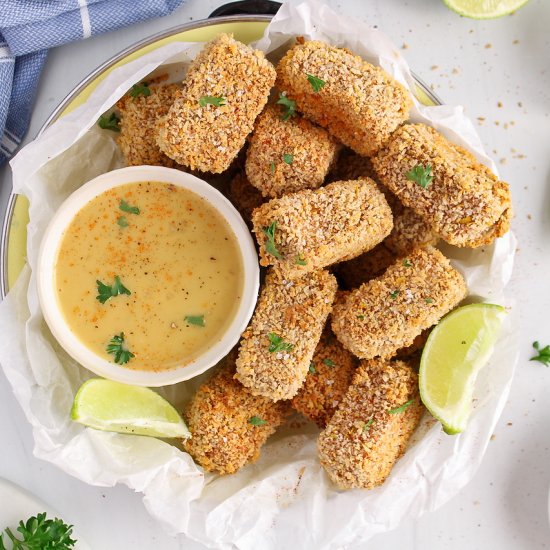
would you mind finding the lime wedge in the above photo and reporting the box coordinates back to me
[419,303,506,434]
[71,378,190,439]
[443,0,529,18]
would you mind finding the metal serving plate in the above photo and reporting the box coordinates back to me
[0,15,441,299]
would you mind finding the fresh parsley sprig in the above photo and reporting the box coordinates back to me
[96,276,131,304]
[0,512,76,550]
[363,418,374,431]
[97,112,120,132]
[306,73,326,93]
[198,95,226,107]
[106,332,135,365]
[309,362,316,374]
[185,315,205,327]
[282,153,294,165]
[129,82,151,99]
[530,341,550,366]
[261,222,282,259]
[276,93,296,121]
[267,332,293,353]
[119,199,140,215]
[248,416,267,426]
[388,399,414,415]
[323,358,336,367]
[406,164,433,189]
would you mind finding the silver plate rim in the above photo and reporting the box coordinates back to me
[0,14,442,298]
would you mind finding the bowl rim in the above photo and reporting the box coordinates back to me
[36,165,259,386]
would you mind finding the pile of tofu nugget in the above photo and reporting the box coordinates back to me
[110,34,511,489]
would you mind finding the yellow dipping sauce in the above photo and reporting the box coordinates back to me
[55,181,243,371]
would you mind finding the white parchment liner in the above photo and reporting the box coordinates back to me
[1,1,517,548]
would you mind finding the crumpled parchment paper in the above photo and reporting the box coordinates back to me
[0,1,517,548]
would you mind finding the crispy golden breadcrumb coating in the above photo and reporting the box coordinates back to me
[229,170,265,226]
[318,358,424,489]
[331,246,467,359]
[157,34,276,173]
[276,40,412,157]
[235,270,337,401]
[183,361,290,474]
[372,123,512,247]
[246,105,340,198]
[326,148,378,183]
[291,326,357,428]
[116,83,180,167]
[252,179,393,279]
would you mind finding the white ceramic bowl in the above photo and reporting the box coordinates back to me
[37,166,259,386]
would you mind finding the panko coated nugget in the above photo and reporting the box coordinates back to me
[331,246,467,359]
[318,358,424,490]
[235,269,337,401]
[245,105,340,198]
[116,83,180,167]
[252,179,393,280]
[328,150,438,256]
[372,123,512,247]
[276,40,412,157]
[184,362,290,474]
[229,170,265,226]
[291,326,357,428]
[157,34,276,173]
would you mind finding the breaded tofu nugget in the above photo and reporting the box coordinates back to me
[277,40,412,157]
[252,179,393,279]
[331,246,467,359]
[157,34,276,173]
[334,242,397,290]
[236,270,337,401]
[246,105,340,198]
[229,170,265,226]
[116,83,180,167]
[291,326,357,428]
[318,358,424,489]
[328,150,438,256]
[184,361,290,474]
[372,123,512,247]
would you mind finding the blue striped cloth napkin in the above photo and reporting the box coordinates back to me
[0,0,185,165]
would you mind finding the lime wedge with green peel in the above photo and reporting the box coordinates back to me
[419,303,506,435]
[71,378,190,439]
[443,0,529,19]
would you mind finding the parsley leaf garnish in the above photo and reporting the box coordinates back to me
[270,161,275,174]
[283,153,294,165]
[323,358,336,367]
[276,92,296,121]
[129,82,151,98]
[198,95,226,107]
[530,341,550,366]
[185,315,205,327]
[309,362,316,374]
[96,276,131,304]
[357,314,365,320]
[402,259,412,267]
[0,512,76,550]
[306,73,326,93]
[119,199,140,215]
[425,297,434,304]
[406,164,433,189]
[248,415,267,426]
[388,399,414,414]
[98,112,120,132]
[267,332,293,353]
[363,418,374,431]
[262,221,282,259]
[117,215,129,228]
[389,290,400,299]
[295,254,307,266]
[106,332,134,365]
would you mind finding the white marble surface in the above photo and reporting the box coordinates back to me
[1,0,550,548]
